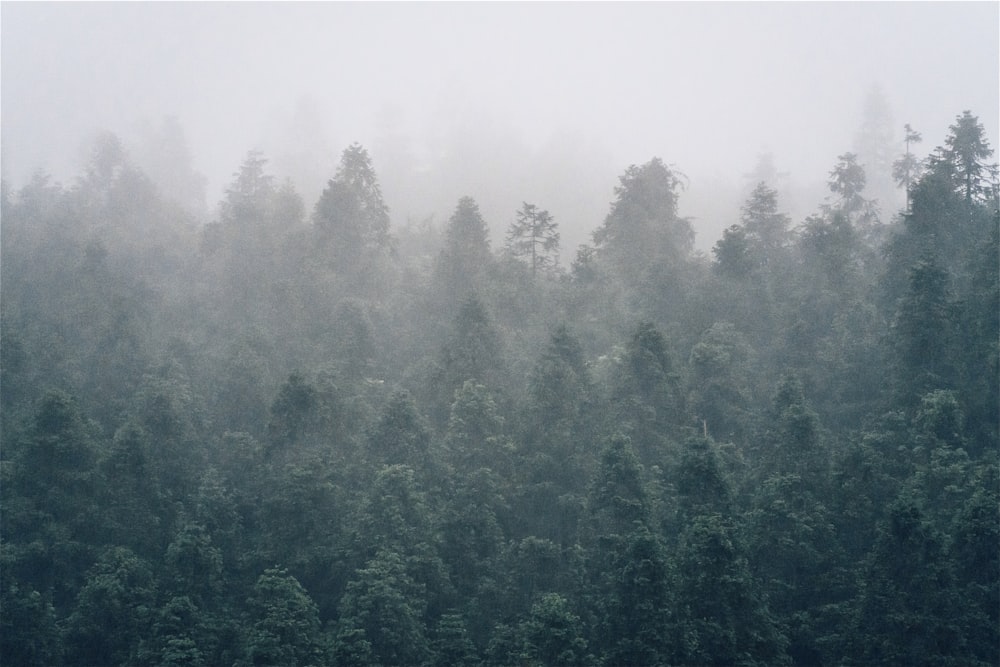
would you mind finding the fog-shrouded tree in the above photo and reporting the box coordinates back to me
[928,110,997,204]
[889,253,957,407]
[435,196,493,300]
[593,158,693,309]
[893,123,924,211]
[312,142,392,271]
[825,152,879,228]
[505,201,559,279]
[854,84,896,208]
[219,150,276,227]
[429,295,506,427]
[713,181,792,290]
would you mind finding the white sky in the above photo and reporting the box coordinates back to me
[2,1,998,251]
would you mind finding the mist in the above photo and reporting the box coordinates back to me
[4,3,1000,665]
[3,2,997,252]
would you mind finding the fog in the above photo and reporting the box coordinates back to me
[3,2,997,252]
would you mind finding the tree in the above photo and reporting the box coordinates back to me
[365,390,431,468]
[588,435,650,537]
[853,84,896,207]
[890,254,957,406]
[687,322,754,442]
[430,611,480,667]
[744,475,844,666]
[219,150,276,226]
[675,514,789,667]
[928,110,996,204]
[611,321,681,464]
[64,547,157,667]
[740,181,792,259]
[506,201,560,278]
[524,325,595,461]
[444,380,511,474]
[674,435,733,520]
[519,592,589,667]
[99,421,164,557]
[892,123,923,211]
[713,223,754,279]
[593,158,693,311]
[335,549,431,667]
[244,567,325,667]
[850,501,964,666]
[595,158,691,266]
[436,196,493,298]
[757,374,827,482]
[950,468,1000,666]
[596,526,673,666]
[826,152,879,227]
[266,372,319,455]
[312,142,391,266]
[430,295,506,426]
[0,581,61,667]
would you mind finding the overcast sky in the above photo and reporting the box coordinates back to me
[3,2,997,251]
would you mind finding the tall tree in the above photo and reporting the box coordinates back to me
[219,150,276,226]
[312,143,392,268]
[334,548,431,667]
[593,158,693,311]
[505,202,560,278]
[244,567,326,667]
[850,501,964,666]
[890,254,957,406]
[853,84,896,208]
[928,110,996,204]
[429,295,506,426]
[64,547,157,667]
[892,123,923,212]
[825,152,879,228]
[435,196,493,299]
[611,321,681,465]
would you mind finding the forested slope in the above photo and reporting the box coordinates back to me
[2,112,997,666]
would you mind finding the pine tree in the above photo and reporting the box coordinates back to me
[506,201,559,278]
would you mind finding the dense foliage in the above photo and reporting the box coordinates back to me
[2,113,997,666]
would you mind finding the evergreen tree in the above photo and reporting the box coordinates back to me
[335,549,431,667]
[890,254,957,406]
[312,143,392,283]
[892,123,924,211]
[435,196,493,301]
[244,567,325,667]
[675,514,789,667]
[64,547,157,667]
[850,501,964,666]
[506,201,560,278]
[928,110,996,204]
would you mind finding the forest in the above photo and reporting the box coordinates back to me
[1,109,997,667]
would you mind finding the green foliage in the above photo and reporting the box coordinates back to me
[2,110,997,667]
[589,435,650,534]
[64,547,157,667]
[675,514,790,666]
[335,549,431,666]
[436,197,493,298]
[850,501,965,666]
[313,143,391,259]
[244,567,325,667]
[890,254,957,405]
[928,110,996,204]
[0,581,62,666]
[519,592,589,667]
